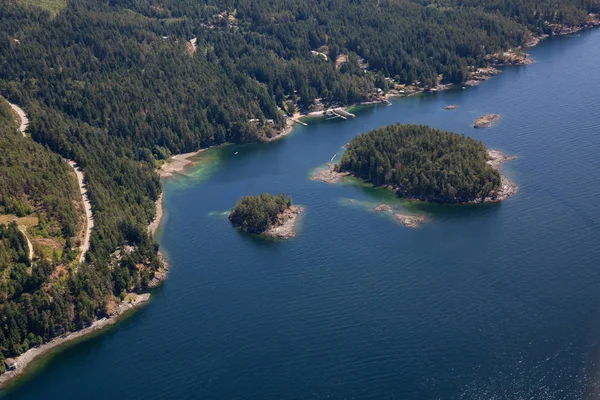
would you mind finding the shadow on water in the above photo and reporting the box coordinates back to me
[0,297,155,395]
[339,174,505,220]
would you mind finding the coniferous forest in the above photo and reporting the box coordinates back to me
[338,124,501,203]
[0,0,598,372]
[229,193,292,233]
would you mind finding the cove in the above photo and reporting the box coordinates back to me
[3,29,600,399]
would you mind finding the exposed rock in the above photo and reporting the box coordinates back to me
[310,163,348,183]
[524,34,550,48]
[373,204,393,212]
[486,150,517,168]
[148,251,169,288]
[393,213,426,228]
[474,114,501,128]
[465,67,501,86]
[547,14,600,35]
[476,150,518,203]
[263,206,304,239]
[486,49,534,66]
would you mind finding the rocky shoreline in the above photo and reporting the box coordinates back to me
[0,293,151,389]
[310,163,349,183]
[545,13,600,36]
[478,150,518,203]
[262,205,305,239]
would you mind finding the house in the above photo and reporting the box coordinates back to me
[5,358,17,371]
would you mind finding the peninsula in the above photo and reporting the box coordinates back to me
[229,193,304,239]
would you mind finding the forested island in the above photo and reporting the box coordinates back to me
[229,194,303,239]
[0,0,596,384]
[337,124,515,203]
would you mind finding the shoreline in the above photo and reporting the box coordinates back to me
[0,293,151,390]
[158,149,208,178]
[481,150,518,203]
[147,192,164,236]
[254,21,600,144]
[262,205,305,239]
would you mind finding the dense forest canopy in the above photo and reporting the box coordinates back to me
[0,0,597,373]
[338,124,501,203]
[229,193,292,233]
[0,100,79,238]
[0,97,161,371]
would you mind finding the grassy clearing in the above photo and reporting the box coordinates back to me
[17,0,67,17]
[0,214,39,227]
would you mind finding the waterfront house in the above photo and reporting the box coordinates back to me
[5,358,17,371]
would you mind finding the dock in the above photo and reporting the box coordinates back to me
[326,108,356,120]
[292,118,308,126]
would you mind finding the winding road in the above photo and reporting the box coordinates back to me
[5,99,94,264]
[7,101,29,135]
[67,160,94,263]
[18,225,34,261]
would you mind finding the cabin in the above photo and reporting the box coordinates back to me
[5,358,17,371]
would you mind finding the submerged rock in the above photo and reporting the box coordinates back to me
[373,204,393,212]
[373,203,425,228]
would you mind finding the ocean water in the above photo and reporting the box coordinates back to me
[4,28,600,399]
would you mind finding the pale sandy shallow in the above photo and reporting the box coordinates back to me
[0,293,151,389]
[158,149,207,177]
[151,149,208,234]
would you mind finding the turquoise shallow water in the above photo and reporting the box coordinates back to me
[3,29,600,399]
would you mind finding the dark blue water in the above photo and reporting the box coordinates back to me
[4,29,600,399]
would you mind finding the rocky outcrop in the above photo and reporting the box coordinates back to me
[485,49,534,66]
[393,213,426,228]
[263,206,304,239]
[475,150,518,203]
[474,114,501,128]
[310,163,348,183]
[465,67,501,86]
